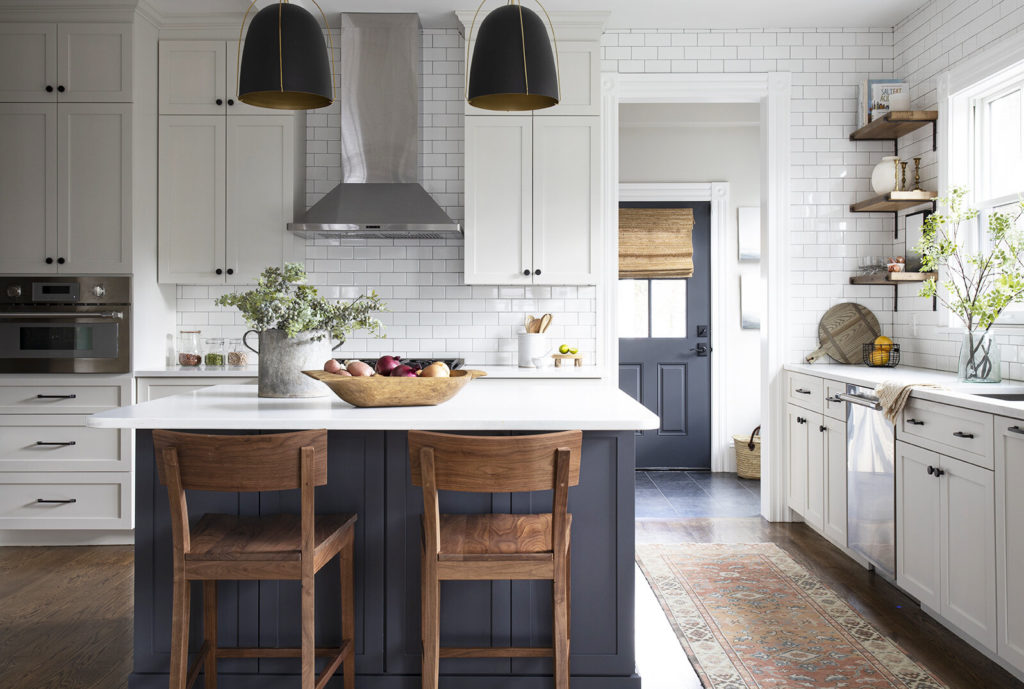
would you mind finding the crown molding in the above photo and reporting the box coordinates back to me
[454,9,610,41]
[0,0,138,22]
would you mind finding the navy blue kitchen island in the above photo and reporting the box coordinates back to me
[89,381,659,688]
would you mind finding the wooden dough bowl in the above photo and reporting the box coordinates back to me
[302,369,487,408]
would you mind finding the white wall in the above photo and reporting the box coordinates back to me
[892,0,1024,380]
[619,102,763,452]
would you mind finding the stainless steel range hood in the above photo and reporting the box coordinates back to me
[288,13,462,240]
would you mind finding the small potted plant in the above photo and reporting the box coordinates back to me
[916,187,1024,382]
[216,263,386,397]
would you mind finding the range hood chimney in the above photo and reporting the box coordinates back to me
[288,13,462,239]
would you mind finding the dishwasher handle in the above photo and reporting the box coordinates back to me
[837,392,883,411]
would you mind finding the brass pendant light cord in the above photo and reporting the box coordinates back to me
[464,0,561,104]
[516,0,529,95]
[235,0,337,103]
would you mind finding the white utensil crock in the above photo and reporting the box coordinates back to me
[518,333,549,368]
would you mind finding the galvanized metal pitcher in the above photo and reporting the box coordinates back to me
[242,329,342,398]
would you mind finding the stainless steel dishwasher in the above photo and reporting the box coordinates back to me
[839,384,896,578]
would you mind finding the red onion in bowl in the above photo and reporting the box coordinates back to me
[375,355,402,376]
[391,364,418,377]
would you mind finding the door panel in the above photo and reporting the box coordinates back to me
[823,418,848,547]
[896,441,941,610]
[57,103,131,273]
[787,404,809,516]
[618,202,711,469]
[159,40,227,115]
[0,103,56,274]
[57,23,131,102]
[0,23,56,102]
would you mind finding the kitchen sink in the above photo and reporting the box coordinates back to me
[972,393,1024,402]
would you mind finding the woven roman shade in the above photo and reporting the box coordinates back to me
[618,207,694,279]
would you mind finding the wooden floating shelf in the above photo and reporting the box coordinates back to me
[849,271,937,285]
[850,190,937,213]
[849,110,939,142]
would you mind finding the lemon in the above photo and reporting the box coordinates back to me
[559,344,570,354]
[874,335,894,353]
[869,347,890,366]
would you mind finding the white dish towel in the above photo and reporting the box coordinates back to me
[874,381,944,425]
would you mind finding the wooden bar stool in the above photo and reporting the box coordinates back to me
[153,429,356,689]
[408,430,583,689]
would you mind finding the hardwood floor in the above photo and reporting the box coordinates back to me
[1,516,1021,689]
[0,546,132,689]
[638,517,1024,689]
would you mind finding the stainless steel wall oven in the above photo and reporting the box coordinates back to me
[0,276,130,373]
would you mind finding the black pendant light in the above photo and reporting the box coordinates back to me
[237,1,334,110]
[466,2,560,112]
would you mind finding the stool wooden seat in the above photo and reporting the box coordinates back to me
[154,429,356,689]
[409,430,583,689]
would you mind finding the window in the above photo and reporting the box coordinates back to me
[616,279,687,338]
[948,57,1024,325]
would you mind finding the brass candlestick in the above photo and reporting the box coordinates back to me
[900,161,908,191]
[913,157,921,191]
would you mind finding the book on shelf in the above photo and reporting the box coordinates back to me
[866,79,908,122]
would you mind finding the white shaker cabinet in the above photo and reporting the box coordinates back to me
[896,439,996,651]
[158,115,300,284]
[0,102,130,274]
[822,416,848,548]
[0,23,130,103]
[464,115,599,285]
[995,418,1024,669]
[159,40,262,116]
[0,103,56,274]
[786,403,813,521]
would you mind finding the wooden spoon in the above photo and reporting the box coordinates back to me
[538,313,552,333]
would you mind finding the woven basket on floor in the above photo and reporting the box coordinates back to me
[733,426,761,479]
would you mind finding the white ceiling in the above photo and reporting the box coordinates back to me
[151,0,927,31]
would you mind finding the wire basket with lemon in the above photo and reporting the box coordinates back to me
[863,336,900,368]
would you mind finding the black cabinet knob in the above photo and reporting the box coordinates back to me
[45,85,54,92]
[797,417,806,424]
[45,257,53,264]
[57,85,65,93]
[523,269,530,276]
[227,99,235,106]
[216,98,223,105]
[215,268,223,275]
[819,425,827,432]
[927,465,935,475]
[226,268,234,275]
[57,257,65,265]
[935,468,945,477]
[534,269,542,276]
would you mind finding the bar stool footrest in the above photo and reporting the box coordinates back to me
[440,646,554,658]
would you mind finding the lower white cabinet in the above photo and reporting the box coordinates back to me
[136,376,257,402]
[996,418,1024,669]
[896,439,997,651]
[786,401,847,548]
[0,375,133,533]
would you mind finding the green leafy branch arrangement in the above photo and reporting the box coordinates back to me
[916,187,1024,332]
[215,263,386,342]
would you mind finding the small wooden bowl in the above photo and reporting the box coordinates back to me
[302,369,487,408]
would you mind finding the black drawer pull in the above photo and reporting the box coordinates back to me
[35,441,76,447]
[795,388,812,395]
[953,431,975,439]
[36,498,76,504]
[36,394,77,400]
[1010,426,1024,435]
[826,395,842,404]
[907,418,925,426]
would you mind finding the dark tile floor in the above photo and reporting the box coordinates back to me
[636,471,761,518]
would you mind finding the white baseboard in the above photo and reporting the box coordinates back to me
[0,529,134,546]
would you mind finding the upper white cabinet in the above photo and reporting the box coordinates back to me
[0,101,130,274]
[995,418,1024,669]
[0,23,130,102]
[159,115,300,284]
[159,40,262,116]
[464,115,599,285]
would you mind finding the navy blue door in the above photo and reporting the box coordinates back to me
[618,201,711,469]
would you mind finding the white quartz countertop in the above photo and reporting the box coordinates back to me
[87,379,658,431]
[785,363,1024,421]
[133,365,603,379]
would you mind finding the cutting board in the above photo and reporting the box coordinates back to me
[805,303,881,364]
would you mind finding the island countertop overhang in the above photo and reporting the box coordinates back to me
[87,380,661,431]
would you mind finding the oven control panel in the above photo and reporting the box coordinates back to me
[0,276,129,306]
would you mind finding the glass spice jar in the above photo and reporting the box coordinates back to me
[203,337,226,368]
[177,330,202,367]
[226,338,249,368]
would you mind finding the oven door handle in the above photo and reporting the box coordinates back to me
[837,392,883,411]
[0,311,124,320]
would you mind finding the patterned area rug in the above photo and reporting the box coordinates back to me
[637,543,948,689]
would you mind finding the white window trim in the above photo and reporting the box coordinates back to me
[938,32,1024,330]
